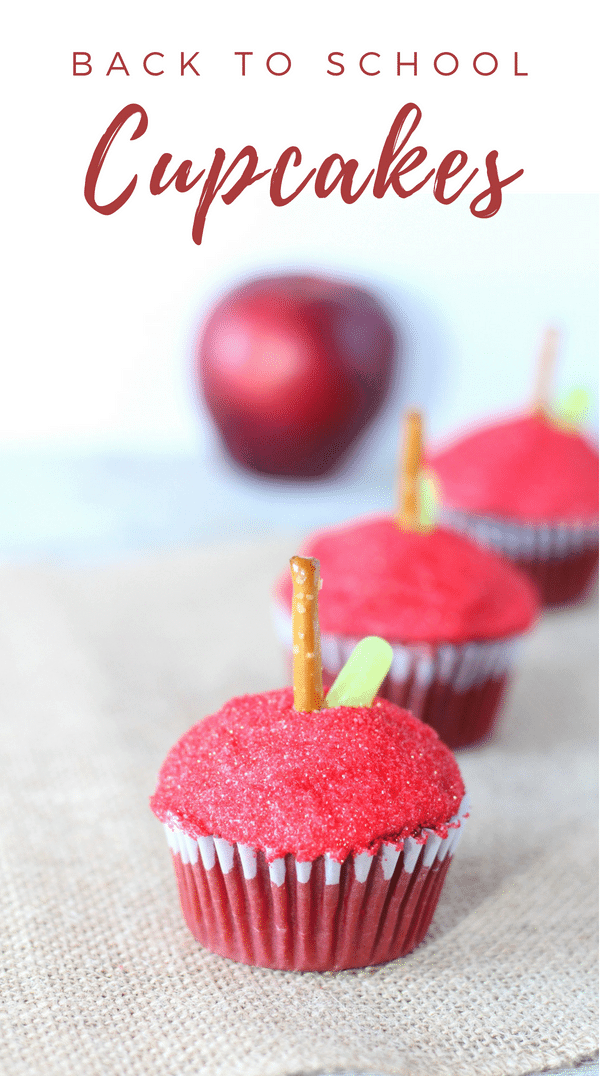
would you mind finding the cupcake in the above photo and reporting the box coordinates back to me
[429,413,599,607]
[273,415,540,749]
[429,329,599,607]
[151,556,468,972]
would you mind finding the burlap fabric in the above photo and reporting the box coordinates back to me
[0,538,597,1076]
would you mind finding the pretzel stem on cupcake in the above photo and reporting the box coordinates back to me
[290,555,324,712]
[397,409,423,531]
[533,326,559,417]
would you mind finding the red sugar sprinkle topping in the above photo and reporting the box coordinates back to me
[150,688,465,862]
[275,518,538,643]
[430,413,599,523]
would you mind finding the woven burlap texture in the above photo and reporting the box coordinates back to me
[0,538,597,1076]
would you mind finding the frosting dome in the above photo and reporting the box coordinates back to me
[430,414,599,524]
[275,517,538,643]
[150,687,465,862]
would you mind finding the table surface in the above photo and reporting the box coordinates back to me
[0,451,597,1076]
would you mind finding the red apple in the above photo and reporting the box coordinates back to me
[195,274,397,478]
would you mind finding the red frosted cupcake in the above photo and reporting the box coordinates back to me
[430,413,598,607]
[151,557,468,972]
[273,415,540,748]
[274,520,538,749]
[430,331,598,607]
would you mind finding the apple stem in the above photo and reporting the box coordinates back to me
[397,410,423,531]
[533,326,559,417]
[290,556,324,712]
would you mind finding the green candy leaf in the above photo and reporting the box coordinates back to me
[552,387,591,430]
[419,469,439,531]
[325,636,393,708]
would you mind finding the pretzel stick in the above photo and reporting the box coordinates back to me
[533,327,559,417]
[290,556,324,712]
[397,410,423,531]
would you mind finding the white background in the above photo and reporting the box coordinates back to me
[0,0,598,559]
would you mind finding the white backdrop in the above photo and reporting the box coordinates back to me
[0,0,598,560]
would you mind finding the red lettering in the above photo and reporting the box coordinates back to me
[359,53,380,76]
[270,148,316,206]
[150,155,205,194]
[180,52,200,75]
[193,147,270,245]
[514,52,528,75]
[235,52,253,75]
[314,155,374,203]
[397,53,417,75]
[470,151,524,218]
[327,52,344,75]
[434,53,459,75]
[106,52,129,76]
[373,103,435,199]
[143,52,164,76]
[73,52,92,75]
[266,52,291,75]
[473,52,498,75]
[434,151,478,204]
[82,101,526,244]
[84,103,147,215]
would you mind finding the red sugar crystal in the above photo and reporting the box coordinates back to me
[151,688,465,862]
[430,414,599,523]
[275,517,538,643]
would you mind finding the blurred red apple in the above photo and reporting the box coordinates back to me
[195,274,397,478]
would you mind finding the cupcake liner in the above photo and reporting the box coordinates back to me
[439,507,599,607]
[272,601,520,749]
[163,794,470,972]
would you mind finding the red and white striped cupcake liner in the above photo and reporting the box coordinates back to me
[272,602,521,749]
[439,507,598,608]
[163,793,469,972]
